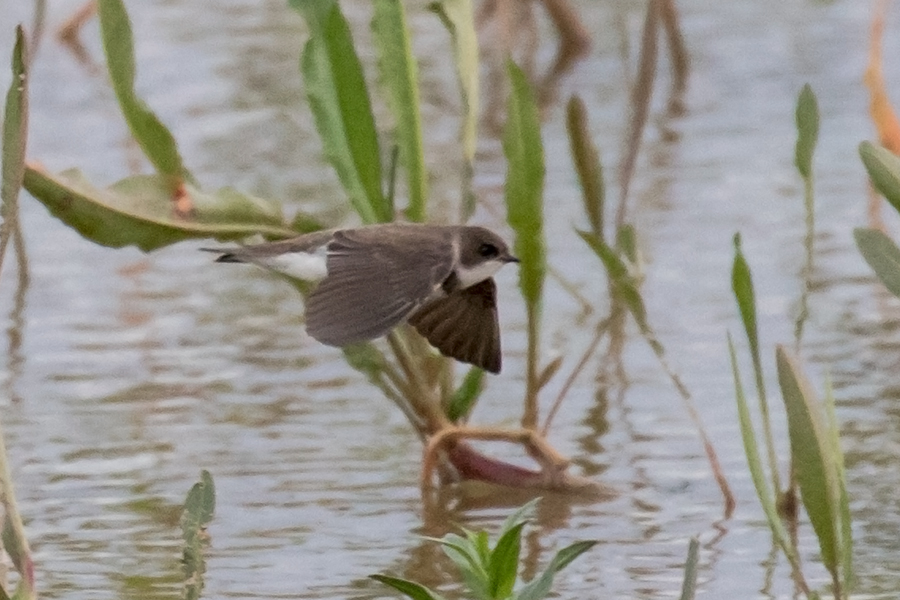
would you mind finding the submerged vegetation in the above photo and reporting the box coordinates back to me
[3,0,900,598]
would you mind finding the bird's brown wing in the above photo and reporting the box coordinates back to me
[407,278,501,374]
[305,229,453,346]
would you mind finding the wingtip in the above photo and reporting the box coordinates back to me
[200,247,243,263]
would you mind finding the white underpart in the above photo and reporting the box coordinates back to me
[259,247,328,281]
[456,258,506,288]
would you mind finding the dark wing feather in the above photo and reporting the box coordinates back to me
[407,278,501,373]
[306,229,453,346]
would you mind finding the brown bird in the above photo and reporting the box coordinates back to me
[207,223,518,373]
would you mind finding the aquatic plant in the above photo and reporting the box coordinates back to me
[729,85,852,600]
[371,499,597,600]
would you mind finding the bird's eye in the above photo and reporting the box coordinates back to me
[478,243,500,258]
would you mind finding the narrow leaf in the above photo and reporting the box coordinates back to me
[370,575,447,600]
[855,226,900,298]
[732,234,760,364]
[0,30,35,599]
[566,95,604,237]
[859,140,900,216]
[794,84,819,179]
[372,0,428,222]
[678,538,700,600]
[2,26,27,216]
[503,61,545,307]
[776,346,840,571]
[97,0,191,184]
[488,522,526,599]
[727,335,799,567]
[446,366,484,421]
[427,534,489,582]
[294,0,389,223]
[577,230,649,333]
[543,539,597,573]
[498,497,539,538]
[23,167,295,251]
[824,377,854,589]
[513,540,596,600]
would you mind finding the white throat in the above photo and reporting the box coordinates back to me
[455,258,505,288]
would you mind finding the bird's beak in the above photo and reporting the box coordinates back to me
[504,255,520,264]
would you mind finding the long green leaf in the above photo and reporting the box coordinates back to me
[488,522,526,599]
[854,227,900,298]
[498,497,538,538]
[370,575,447,600]
[566,96,604,237]
[731,234,781,495]
[372,0,427,222]
[776,346,840,572]
[446,366,484,421]
[727,335,799,569]
[794,84,819,180]
[0,29,35,600]
[577,230,648,333]
[1,26,27,217]
[823,377,853,590]
[503,61,545,306]
[513,540,596,600]
[293,0,389,224]
[96,0,192,184]
[23,167,295,251]
[731,234,761,373]
[859,140,900,216]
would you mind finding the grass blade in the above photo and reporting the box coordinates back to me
[372,0,427,222]
[728,336,807,592]
[823,377,854,591]
[731,234,780,494]
[577,230,648,332]
[446,366,484,421]
[854,226,900,298]
[513,540,597,600]
[292,0,390,224]
[2,26,27,219]
[0,28,35,600]
[370,575,447,600]
[566,95,604,238]
[503,60,545,429]
[678,538,700,600]
[616,0,658,223]
[97,0,192,185]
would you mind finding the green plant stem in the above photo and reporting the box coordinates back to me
[387,331,448,432]
[522,302,540,429]
[0,418,34,597]
[794,172,814,351]
[751,348,782,498]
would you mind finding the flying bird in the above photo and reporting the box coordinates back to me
[207,223,518,373]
